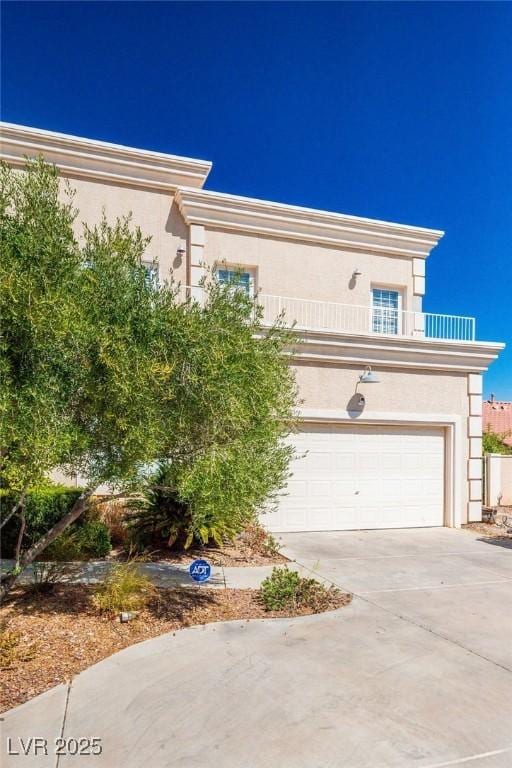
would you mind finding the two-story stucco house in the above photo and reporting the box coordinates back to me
[0,122,505,533]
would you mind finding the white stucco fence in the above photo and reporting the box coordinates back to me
[484,453,512,506]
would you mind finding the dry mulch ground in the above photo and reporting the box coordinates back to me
[134,540,290,567]
[109,530,290,567]
[0,584,350,713]
[463,513,512,541]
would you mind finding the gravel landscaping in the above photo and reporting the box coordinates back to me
[0,583,350,712]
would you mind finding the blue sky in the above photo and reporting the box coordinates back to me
[2,2,511,397]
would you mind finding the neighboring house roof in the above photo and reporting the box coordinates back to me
[483,400,512,446]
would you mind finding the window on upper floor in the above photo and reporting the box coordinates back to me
[371,288,401,335]
[216,267,255,297]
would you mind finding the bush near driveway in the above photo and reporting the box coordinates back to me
[260,566,341,612]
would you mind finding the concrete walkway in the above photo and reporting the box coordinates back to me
[1,558,284,589]
[2,528,512,767]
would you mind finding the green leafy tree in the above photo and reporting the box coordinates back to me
[483,430,512,455]
[0,159,86,576]
[0,159,297,597]
[152,280,297,548]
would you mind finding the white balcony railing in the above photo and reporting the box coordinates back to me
[258,294,476,342]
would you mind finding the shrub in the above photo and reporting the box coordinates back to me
[75,520,111,558]
[240,522,281,557]
[0,622,37,669]
[483,430,512,455]
[96,499,129,546]
[93,559,156,614]
[125,463,193,550]
[31,532,82,593]
[0,485,83,557]
[126,462,280,552]
[260,566,338,612]
[1,487,111,560]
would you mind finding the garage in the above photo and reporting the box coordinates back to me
[265,423,445,532]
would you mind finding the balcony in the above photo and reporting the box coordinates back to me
[258,294,476,342]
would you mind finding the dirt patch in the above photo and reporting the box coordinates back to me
[0,584,350,712]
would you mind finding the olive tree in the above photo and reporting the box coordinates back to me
[0,159,85,574]
[0,159,297,597]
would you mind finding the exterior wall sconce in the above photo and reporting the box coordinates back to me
[359,366,380,384]
[176,245,186,259]
[352,268,362,279]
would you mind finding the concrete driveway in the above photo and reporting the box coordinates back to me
[280,527,512,673]
[3,528,512,768]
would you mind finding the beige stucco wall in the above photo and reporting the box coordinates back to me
[293,363,469,415]
[60,175,189,284]
[485,455,512,506]
[58,178,421,310]
[203,228,417,309]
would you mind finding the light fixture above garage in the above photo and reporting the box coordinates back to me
[359,366,380,384]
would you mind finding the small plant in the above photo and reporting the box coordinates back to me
[93,558,156,614]
[262,532,281,558]
[241,522,281,557]
[30,531,82,593]
[260,566,339,612]
[483,430,512,455]
[0,622,37,669]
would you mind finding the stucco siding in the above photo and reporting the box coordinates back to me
[292,364,468,415]
[59,176,189,285]
[203,228,416,308]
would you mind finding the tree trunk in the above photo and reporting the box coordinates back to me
[0,487,94,601]
[0,487,28,531]
[14,508,26,568]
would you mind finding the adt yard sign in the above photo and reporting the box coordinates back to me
[189,559,211,583]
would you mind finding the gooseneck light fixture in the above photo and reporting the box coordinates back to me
[359,366,380,384]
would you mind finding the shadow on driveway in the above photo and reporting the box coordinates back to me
[476,536,512,550]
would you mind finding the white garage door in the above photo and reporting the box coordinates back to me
[265,423,445,532]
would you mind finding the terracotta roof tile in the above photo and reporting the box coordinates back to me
[483,401,512,446]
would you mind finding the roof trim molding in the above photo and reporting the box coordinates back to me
[176,188,444,258]
[288,330,505,373]
[0,122,212,191]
